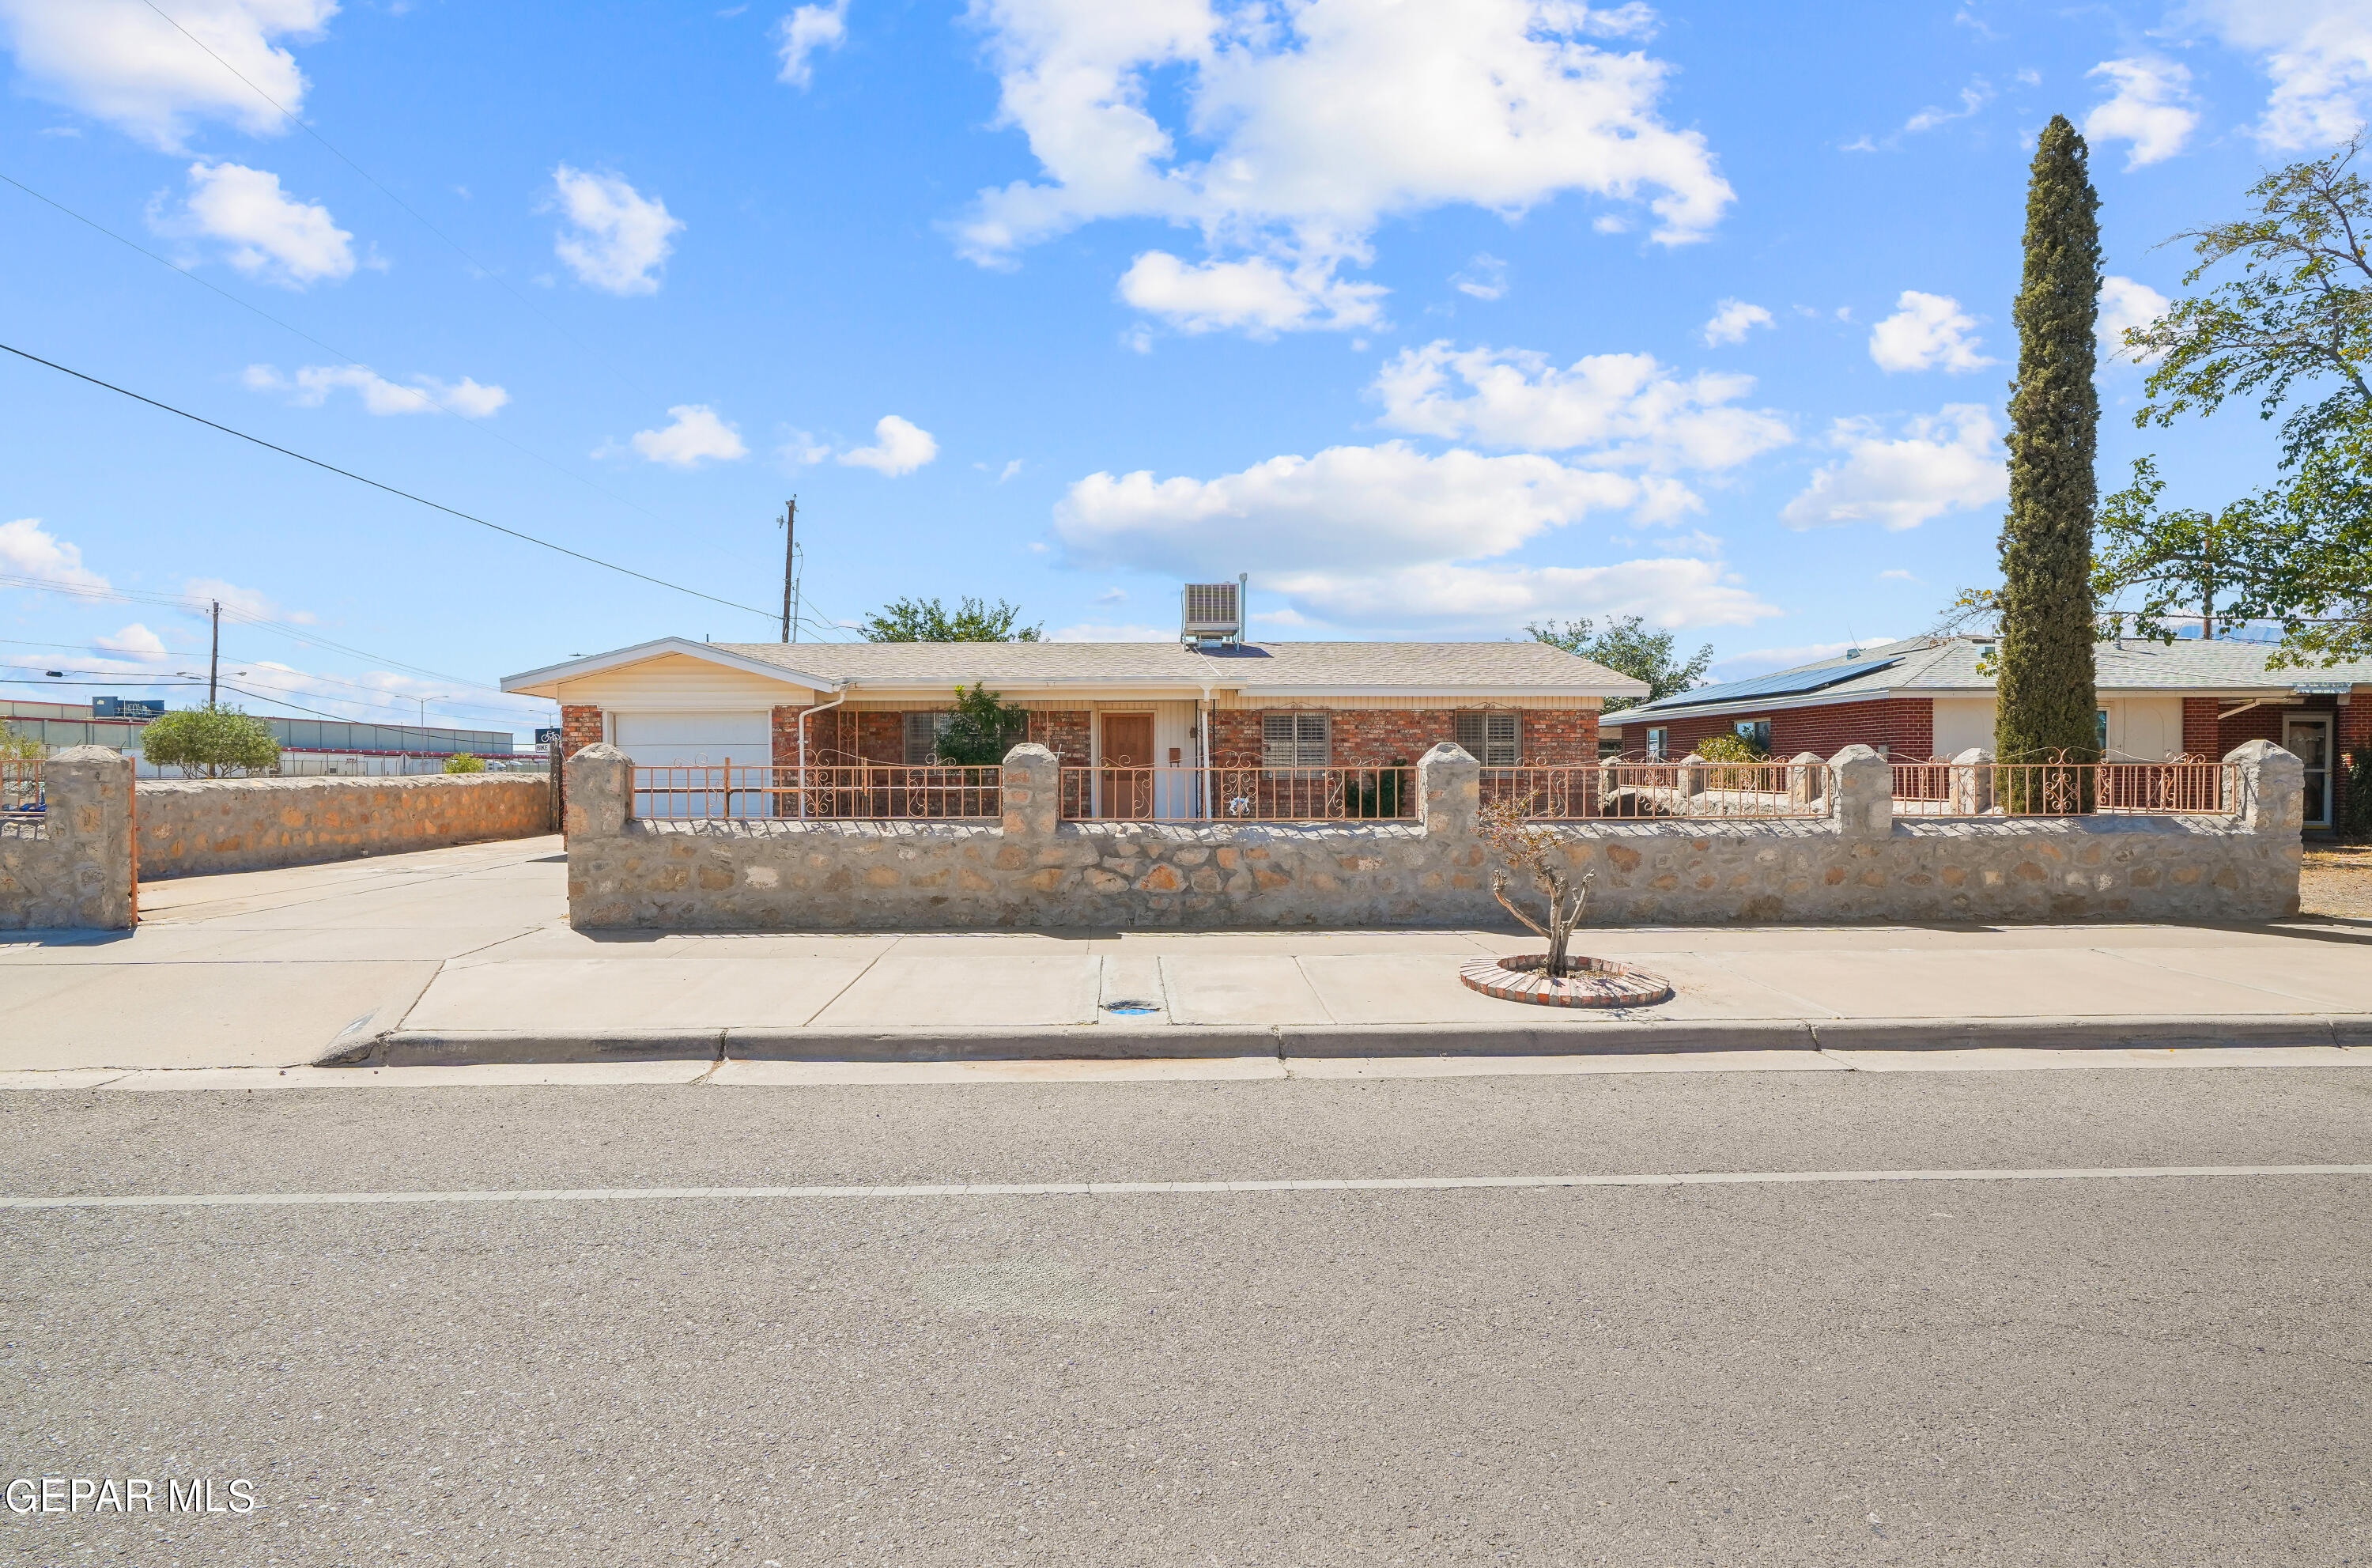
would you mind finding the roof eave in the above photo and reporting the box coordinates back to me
[500,637,844,699]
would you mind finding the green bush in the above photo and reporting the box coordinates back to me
[0,723,43,761]
[444,752,487,773]
[1696,732,1765,763]
[1349,758,1410,818]
[934,683,1031,765]
[141,705,279,778]
[2344,750,2372,841]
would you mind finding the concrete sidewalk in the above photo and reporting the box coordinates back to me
[2,835,2369,1071]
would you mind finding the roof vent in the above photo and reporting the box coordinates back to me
[1182,575,1247,646]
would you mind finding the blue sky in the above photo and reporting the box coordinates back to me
[1,0,2364,740]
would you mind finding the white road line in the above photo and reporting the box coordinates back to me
[3,1165,2369,1212]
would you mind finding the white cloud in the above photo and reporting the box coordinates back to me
[158,161,355,287]
[0,0,334,150]
[1868,291,1992,374]
[626,405,748,467]
[837,414,938,476]
[1050,622,1173,642]
[959,0,1733,338]
[2185,0,2372,149]
[95,623,170,661]
[548,165,682,295]
[244,363,508,417]
[1452,254,1509,301]
[1877,569,1921,582]
[1371,341,1793,478]
[1117,251,1384,336]
[774,0,847,86]
[1700,298,1773,346]
[0,518,109,591]
[2098,274,2172,361]
[182,575,312,623]
[1052,440,1775,633]
[2083,58,2199,167]
[1781,405,2007,532]
[997,459,1024,482]
[1905,78,1992,133]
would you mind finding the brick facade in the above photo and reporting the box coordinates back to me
[1206,708,1598,768]
[2181,697,2222,761]
[561,704,604,758]
[1611,697,1935,761]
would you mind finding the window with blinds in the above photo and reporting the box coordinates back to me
[1454,711,1520,765]
[1260,712,1329,768]
[903,712,954,765]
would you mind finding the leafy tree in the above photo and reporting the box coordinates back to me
[1526,614,1713,710]
[2120,132,2372,664]
[932,683,1031,765]
[443,752,487,773]
[140,705,280,778]
[862,596,1043,643]
[2094,456,2262,640]
[0,723,43,761]
[1995,114,2102,770]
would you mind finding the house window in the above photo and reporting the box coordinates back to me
[1645,727,1668,761]
[1261,712,1330,769]
[903,711,954,765]
[1455,711,1521,765]
[1735,719,1771,754]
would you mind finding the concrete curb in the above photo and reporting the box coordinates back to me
[350,1014,2372,1067]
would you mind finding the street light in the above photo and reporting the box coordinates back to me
[417,695,448,728]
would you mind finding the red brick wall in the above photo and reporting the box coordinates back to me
[1207,708,1598,767]
[1611,697,1934,760]
[2341,697,2370,833]
[2181,697,2222,760]
[561,704,603,758]
[1029,710,1090,766]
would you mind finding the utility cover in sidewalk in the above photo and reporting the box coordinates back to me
[1102,999,1161,1015]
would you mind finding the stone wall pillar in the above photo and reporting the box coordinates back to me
[1000,742,1061,841]
[45,745,136,929]
[1677,754,1706,798]
[1950,746,1994,815]
[2227,738,2303,834]
[1786,751,1826,807]
[1418,742,1479,840]
[564,743,632,840]
[1830,743,1892,841]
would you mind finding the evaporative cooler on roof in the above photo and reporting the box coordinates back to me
[1181,577,1245,644]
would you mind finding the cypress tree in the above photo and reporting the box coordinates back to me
[1995,115,2102,781]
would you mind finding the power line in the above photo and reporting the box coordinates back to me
[0,169,749,549]
[0,342,780,623]
[136,0,644,397]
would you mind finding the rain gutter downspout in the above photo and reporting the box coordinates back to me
[797,683,851,819]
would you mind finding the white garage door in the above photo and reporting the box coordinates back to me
[614,712,770,818]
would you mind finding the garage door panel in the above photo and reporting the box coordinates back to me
[614,712,771,819]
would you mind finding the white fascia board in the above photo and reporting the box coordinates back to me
[1244,685,1641,701]
[500,638,841,698]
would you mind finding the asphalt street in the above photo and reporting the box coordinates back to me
[3,1066,2370,1565]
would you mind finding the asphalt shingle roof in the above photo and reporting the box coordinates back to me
[712,640,1649,694]
[1622,635,2372,718]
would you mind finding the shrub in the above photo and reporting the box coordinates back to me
[444,752,487,773]
[0,724,43,761]
[2344,750,2372,841]
[140,705,278,778]
[934,684,1031,765]
[1348,758,1409,818]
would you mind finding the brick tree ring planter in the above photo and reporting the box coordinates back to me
[1459,954,1674,1008]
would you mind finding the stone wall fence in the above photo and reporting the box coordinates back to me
[1,746,136,931]
[135,773,553,880]
[562,739,2304,931]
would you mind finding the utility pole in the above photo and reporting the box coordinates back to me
[207,600,221,708]
[780,497,797,644]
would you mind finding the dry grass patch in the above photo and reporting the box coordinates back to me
[2302,842,2372,919]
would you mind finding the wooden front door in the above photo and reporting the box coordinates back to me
[1100,714,1154,818]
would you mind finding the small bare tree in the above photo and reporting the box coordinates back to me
[1477,794,1594,977]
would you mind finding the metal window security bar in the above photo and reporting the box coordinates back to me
[1454,711,1520,765]
[1260,712,1330,769]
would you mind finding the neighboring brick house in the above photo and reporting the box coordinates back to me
[1608,635,2372,834]
[503,637,1645,819]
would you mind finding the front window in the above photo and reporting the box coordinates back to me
[1261,712,1330,769]
[903,711,954,765]
[1455,711,1520,765]
[1736,719,1770,754]
[1645,727,1667,761]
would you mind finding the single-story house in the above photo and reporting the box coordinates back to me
[502,637,1648,817]
[1607,634,2370,833]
